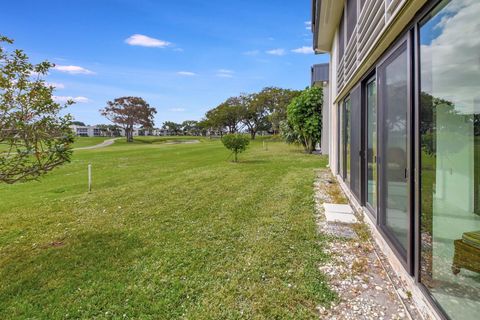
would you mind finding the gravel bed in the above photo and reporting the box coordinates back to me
[314,169,428,320]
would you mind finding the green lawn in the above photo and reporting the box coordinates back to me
[0,137,334,319]
[72,137,111,149]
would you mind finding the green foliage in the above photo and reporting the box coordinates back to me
[221,134,250,162]
[201,87,301,139]
[0,35,74,184]
[260,87,302,134]
[205,99,243,134]
[162,121,182,135]
[286,87,323,153]
[100,97,156,142]
[279,120,301,145]
[181,120,200,135]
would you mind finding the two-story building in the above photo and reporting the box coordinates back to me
[312,0,479,319]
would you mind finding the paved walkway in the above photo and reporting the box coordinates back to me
[73,138,119,151]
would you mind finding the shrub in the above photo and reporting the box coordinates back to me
[221,134,250,162]
[286,86,323,153]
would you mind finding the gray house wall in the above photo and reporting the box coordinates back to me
[311,63,330,155]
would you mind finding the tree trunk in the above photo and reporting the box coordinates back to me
[126,128,133,142]
[250,130,256,140]
[234,151,238,162]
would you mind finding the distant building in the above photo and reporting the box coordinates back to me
[311,0,480,319]
[70,125,171,137]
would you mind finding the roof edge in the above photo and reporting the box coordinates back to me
[312,0,344,53]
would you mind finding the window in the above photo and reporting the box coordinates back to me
[419,0,480,318]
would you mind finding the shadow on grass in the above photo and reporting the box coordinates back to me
[0,231,147,317]
[237,159,269,164]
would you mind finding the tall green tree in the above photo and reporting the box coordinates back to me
[181,120,200,136]
[0,36,74,184]
[257,87,302,134]
[205,98,243,134]
[100,97,156,142]
[162,121,182,135]
[239,93,270,140]
[286,87,323,153]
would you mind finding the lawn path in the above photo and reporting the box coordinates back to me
[73,138,119,150]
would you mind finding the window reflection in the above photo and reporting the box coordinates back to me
[367,79,377,212]
[420,0,480,319]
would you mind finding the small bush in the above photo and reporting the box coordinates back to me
[221,134,250,162]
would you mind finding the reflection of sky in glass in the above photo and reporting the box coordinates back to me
[420,0,480,114]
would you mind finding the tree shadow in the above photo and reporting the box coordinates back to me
[238,159,269,164]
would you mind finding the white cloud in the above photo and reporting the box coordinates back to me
[125,34,171,48]
[54,65,95,75]
[266,48,286,56]
[244,50,259,56]
[53,96,90,103]
[305,21,312,30]
[177,71,197,76]
[169,108,185,112]
[46,82,65,89]
[420,0,480,113]
[291,46,314,54]
[216,69,234,78]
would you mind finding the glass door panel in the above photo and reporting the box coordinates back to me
[379,42,410,257]
[419,0,480,318]
[344,98,351,184]
[366,78,378,213]
[339,104,344,177]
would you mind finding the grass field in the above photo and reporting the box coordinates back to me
[72,137,111,149]
[0,137,334,319]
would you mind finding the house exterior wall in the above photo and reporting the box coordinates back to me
[329,27,340,174]
[312,1,480,319]
[311,64,330,155]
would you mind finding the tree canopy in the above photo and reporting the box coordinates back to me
[100,96,156,142]
[0,36,74,184]
[200,87,299,139]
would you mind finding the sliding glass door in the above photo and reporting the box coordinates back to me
[366,78,378,215]
[344,98,351,185]
[378,40,411,262]
[419,0,480,318]
[338,98,351,183]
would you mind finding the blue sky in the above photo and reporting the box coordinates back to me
[0,0,328,126]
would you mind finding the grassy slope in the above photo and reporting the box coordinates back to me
[0,138,334,319]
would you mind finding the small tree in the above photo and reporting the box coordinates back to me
[100,97,156,142]
[286,87,323,153]
[0,36,74,184]
[221,134,250,162]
